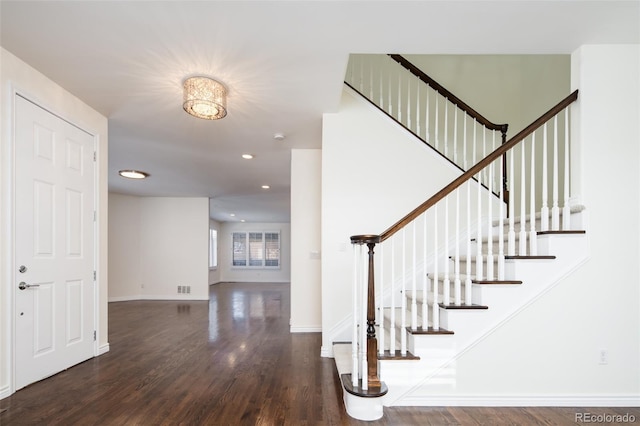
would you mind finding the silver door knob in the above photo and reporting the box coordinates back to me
[18,282,39,290]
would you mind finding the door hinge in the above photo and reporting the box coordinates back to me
[93,152,96,161]
[93,271,96,281]
[93,330,96,341]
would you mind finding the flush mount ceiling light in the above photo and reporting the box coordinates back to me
[119,170,149,179]
[182,76,227,120]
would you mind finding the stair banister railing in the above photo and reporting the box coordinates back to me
[379,90,578,242]
[349,89,578,391]
[346,54,510,200]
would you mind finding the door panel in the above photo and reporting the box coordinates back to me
[15,95,95,390]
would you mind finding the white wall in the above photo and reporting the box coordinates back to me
[218,221,291,283]
[108,194,142,299]
[406,45,640,402]
[209,218,221,285]
[108,194,210,301]
[290,149,322,332]
[0,48,109,398]
[321,87,474,354]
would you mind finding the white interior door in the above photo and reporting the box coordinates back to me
[14,95,96,390]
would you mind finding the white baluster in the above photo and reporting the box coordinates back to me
[401,228,407,356]
[498,157,505,280]
[552,115,560,230]
[390,236,396,354]
[379,63,384,111]
[444,101,449,158]
[416,83,421,139]
[425,88,430,146]
[388,63,393,117]
[406,76,411,131]
[454,190,462,305]
[453,108,458,166]
[368,63,373,101]
[463,115,468,170]
[443,196,450,305]
[358,56,364,94]
[530,132,538,255]
[541,123,549,231]
[434,96,439,151]
[519,140,527,255]
[432,205,440,330]
[361,244,367,390]
[352,244,359,386]
[466,180,473,302]
[508,149,516,255]
[476,168,483,280]
[411,221,417,330]
[422,212,429,329]
[397,73,402,123]
[482,128,487,183]
[472,119,477,165]
[487,156,495,279]
[563,107,571,230]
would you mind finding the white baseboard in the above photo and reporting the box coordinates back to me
[0,385,11,400]
[394,395,640,407]
[290,326,321,333]
[108,295,142,302]
[109,295,208,302]
[98,343,110,356]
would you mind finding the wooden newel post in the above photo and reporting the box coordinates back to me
[365,241,381,389]
[350,234,382,390]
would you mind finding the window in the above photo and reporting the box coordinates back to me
[232,231,280,268]
[209,228,218,269]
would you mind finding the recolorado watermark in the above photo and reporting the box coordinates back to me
[575,412,636,423]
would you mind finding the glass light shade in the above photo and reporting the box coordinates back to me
[119,170,149,179]
[183,76,227,120]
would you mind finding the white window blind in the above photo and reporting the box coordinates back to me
[232,231,280,268]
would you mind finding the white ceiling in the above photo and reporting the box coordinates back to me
[1,1,638,222]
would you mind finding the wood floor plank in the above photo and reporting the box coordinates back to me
[1,282,638,425]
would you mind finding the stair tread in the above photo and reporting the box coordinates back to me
[379,350,421,360]
[537,230,586,235]
[504,255,555,260]
[439,303,488,310]
[472,279,522,284]
[405,326,454,335]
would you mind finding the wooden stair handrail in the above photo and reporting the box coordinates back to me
[388,54,509,133]
[378,90,579,242]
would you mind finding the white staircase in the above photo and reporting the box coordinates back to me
[337,54,583,420]
[335,208,588,416]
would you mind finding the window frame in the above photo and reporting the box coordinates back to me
[231,230,281,269]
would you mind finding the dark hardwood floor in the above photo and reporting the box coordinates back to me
[1,282,638,425]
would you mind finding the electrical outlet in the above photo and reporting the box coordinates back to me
[599,349,608,365]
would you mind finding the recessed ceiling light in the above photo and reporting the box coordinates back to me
[261,185,270,189]
[119,170,149,179]
[273,133,285,141]
[230,213,235,217]
[240,219,246,223]
[241,154,254,159]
